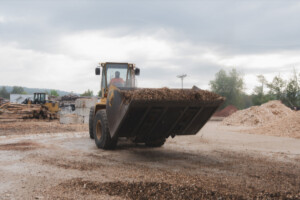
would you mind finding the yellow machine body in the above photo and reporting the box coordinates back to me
[44,102,59,113]
[25,92,59,114]
[90,62,224,149]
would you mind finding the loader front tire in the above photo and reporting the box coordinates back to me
[89,107,95,139]
[145,138,166,147]
[93,110,117,150]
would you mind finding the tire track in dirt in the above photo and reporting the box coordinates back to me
[0,141,42,151]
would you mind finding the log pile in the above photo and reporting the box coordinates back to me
[60,94,80,102]
[59,95,80,110]
[0,97,9,106]
[0,103,57,122]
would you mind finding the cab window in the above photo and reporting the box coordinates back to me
[106,63,129,88]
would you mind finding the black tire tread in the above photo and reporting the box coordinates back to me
[89,107,95,139]
[93,110,117,150]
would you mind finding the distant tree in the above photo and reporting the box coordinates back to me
[50,90,59,97]
[250,69,300,108]
[240,93,254,109]
[267,75,286,100]
[98,90,102,97]
[0,87,10,99]
[285,69,300,107]
[11,86,25,94]
[81,89,93,97]
[252,75,272,105]
[209,68,244,109]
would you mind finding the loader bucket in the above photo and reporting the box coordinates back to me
[106,87,224,141]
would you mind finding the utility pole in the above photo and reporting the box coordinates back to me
[177,74,187,89]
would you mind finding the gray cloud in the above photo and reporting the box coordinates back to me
[1,0,300,93]
[2,1,300,52]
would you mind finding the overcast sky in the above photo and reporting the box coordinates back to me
[1,0,300,94]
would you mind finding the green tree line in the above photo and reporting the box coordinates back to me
[0,86,62,99]
[80,89,93,97]
[210,68,300,109]
[0,86,96,99]
[252,69,300,108]
[0,86,28,99]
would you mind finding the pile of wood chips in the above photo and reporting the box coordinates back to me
[121,87,225,104]
[247,111,300,138]
[222,100,293,126]
[223,100,300,138]
[0,103,56,123]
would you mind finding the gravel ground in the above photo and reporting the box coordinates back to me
[0,121,299,199]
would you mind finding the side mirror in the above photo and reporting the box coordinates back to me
[95,67,100,75]
[134,68,140,76]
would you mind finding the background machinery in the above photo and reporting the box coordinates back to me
[23,92,59,119]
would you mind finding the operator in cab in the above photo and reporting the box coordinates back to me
[110,71,125,87]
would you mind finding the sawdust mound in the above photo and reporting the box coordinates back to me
[222,100,300,138]
[121,87,224,104]
[247,111,300,138]
[223,100,293,126]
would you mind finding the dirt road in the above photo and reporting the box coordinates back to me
[0,121,299,199]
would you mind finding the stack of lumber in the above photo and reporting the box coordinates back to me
[0,103,43,122]
[0,97,9,106]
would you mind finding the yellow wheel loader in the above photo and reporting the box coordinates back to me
[23,92,59,119]
[90,62,224,149]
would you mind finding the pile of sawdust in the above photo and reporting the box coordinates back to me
[223,101,293,126]
[223,100,300,139]
[121,87,225,104]
[247,111,300,138]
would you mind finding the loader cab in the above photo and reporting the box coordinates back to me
[95,62,140,98]
[33,92,47,104]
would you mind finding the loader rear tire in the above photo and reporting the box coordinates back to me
[89,107,95,139]
[145,138,166,147]
[93,110,118,150]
